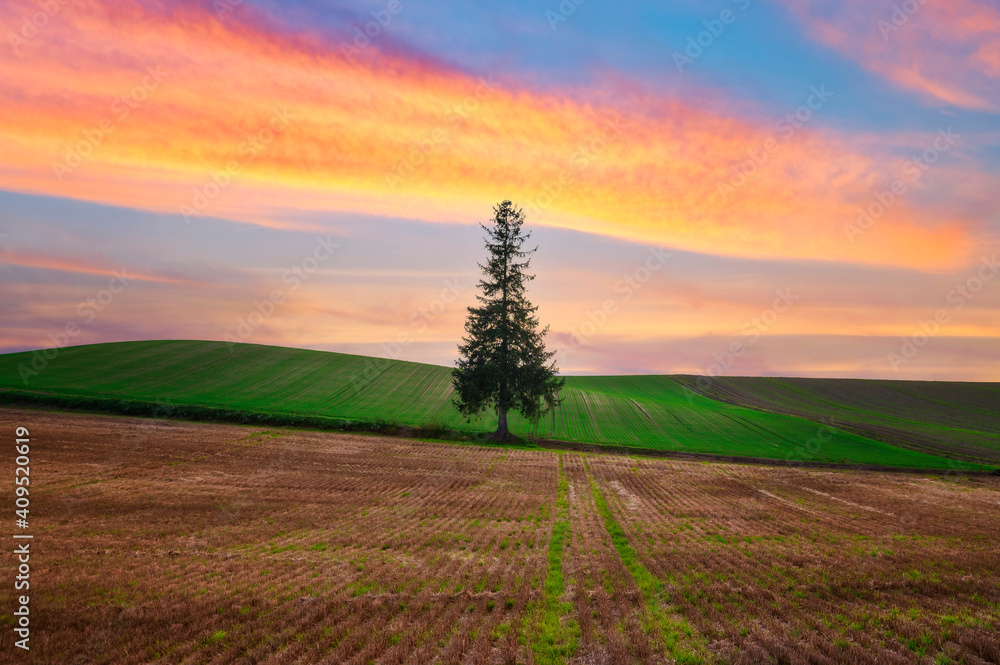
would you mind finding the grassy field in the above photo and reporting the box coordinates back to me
[0,340,991,469]
[2,409,997,664]
[674,375,1000,463]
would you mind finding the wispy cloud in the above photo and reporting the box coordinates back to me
[0,0,988,269]
[0,249,203,285]
[780,0,1000,111]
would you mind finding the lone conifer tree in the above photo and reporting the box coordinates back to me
[453,200,564,441]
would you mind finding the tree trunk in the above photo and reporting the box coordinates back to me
[492,408,510,442]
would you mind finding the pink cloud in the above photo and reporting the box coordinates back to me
[781,0,1000,111]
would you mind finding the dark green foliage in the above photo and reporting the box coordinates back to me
[0,389,467,441]
[452,200,564,440]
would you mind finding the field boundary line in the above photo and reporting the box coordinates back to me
[1,392,995,475]
[531,436,996,475]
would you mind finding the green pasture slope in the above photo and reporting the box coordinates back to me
[0,340,987,469]
[674,375,1000,463]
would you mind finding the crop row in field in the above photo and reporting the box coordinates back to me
[0,340,979,468]
[6,410,555,664]
[3,409,997,664]
[586,455,1000,664]
[674,375,1000,463]
[519,375,960,467]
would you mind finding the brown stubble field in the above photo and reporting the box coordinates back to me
[0,408,997,665]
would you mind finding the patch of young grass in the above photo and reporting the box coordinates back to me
[587,460,708,664]
[529,454,579,665]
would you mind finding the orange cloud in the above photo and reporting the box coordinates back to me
[0,0,982,269]
[0,249,201,285]
[780,0,1000,111]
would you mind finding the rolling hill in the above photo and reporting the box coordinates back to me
[674,375,1000,463]
[1,340,995,469]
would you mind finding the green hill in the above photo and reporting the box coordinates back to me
[0,340,992,469]
[674,375,1000,463]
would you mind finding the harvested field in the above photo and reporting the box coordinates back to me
[1,408,998,664]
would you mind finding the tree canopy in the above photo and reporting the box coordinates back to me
[452,200,564,441]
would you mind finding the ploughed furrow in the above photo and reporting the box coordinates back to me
[558,453,660,664]
[583,456,711,663]
[585,455,1000,665]
[9,408,998,665]
[13,410,556,665]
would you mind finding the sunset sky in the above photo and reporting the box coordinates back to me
[1,0,998,380]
